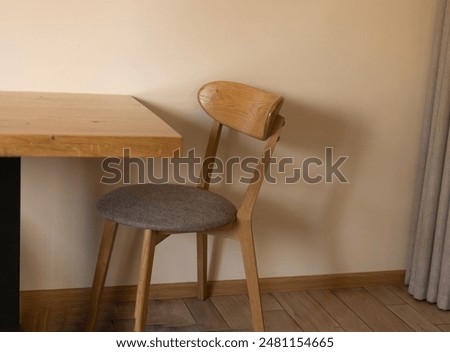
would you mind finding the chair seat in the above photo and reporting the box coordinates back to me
[97,183,237,232]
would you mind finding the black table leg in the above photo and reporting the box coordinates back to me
[0,157,20,331]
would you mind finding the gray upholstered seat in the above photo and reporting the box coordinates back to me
[97,183,237,232]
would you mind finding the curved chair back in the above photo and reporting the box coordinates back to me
[198,81,284,140]
[197,81,285,219]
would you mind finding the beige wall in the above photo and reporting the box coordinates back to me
[0,0,439,290]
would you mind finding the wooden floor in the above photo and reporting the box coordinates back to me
[21,284,450,332]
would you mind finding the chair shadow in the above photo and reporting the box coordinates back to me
[253,101,369,276]
[136,98,211,154]
[135,98,370,279]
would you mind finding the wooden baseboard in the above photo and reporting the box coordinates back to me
[20,270,405,311]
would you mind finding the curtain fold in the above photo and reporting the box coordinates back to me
[406,0,450,310]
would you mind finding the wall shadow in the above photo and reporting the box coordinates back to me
[134,98,370,278]
[254,100,370,275]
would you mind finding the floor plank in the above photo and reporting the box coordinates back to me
[264,310,302,332]
[333,288,413,331]
[307,289,372,332]
[365,286,405,306]
[117,299,195,327]
[20,308,49,332]
[388,304,440,332]
[145,324,203,332]
[389,285,450,324]
[261,294,284,311]
[147,299,196,326]
[210,295,253,330]
[64,302,118,324]
[184,298,229,331]
[112,319,134,332]
[438,324,450,332]
[273,291,343,332]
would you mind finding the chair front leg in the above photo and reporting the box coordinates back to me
[86,219,119,331]
[134,229,157,332]
[238,222,265,332]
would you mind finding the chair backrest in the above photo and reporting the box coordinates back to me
[197,81,285,219]
[198,81,284,140]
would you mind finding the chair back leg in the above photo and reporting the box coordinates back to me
[238,224,265,332]
[197,232,208,300]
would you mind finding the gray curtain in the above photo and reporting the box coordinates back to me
[406,0,450,310]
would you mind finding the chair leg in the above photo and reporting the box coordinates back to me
[134,229,157,332]
[197,232,208,300]
[85,219,118,332]
[238,223,265,332]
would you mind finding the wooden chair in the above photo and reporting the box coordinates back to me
[85,81,285,332]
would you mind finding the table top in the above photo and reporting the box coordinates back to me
[0,91,182,157]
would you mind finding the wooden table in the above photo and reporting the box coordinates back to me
[0,92,182,331]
